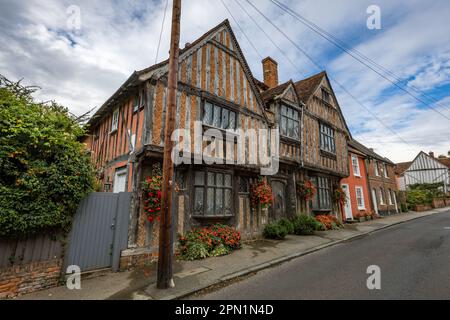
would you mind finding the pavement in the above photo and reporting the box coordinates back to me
[14,207,449,300]
[194,208,450,300]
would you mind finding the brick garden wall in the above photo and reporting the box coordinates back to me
[0,259,62,299]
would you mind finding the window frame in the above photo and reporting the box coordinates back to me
[352,155,361,177]
[202,101,238,132]
[111,109,119,133]
[379,188,385,205]
[279,104,300,140]
[192,169,234,218]
[319,123,336,155]
[311,176,332,211]
[322,88,331,104]
[355,186,365,210]
[383,163,389,178]
[388,188,394,205]
[374,160,380,176]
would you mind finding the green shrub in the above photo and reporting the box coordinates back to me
[278,218,294,234]
[0,75,94,238]
[292,215,318,235]
[263,222,288,240]
[210,243,231,257]
[180,242,209,261]
[407,189,432,207]
[400,203,408,213]
[315,221,326,231]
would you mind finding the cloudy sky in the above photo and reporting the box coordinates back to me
[1,0,449,162]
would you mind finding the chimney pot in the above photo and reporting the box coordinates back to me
[262,57,279,89]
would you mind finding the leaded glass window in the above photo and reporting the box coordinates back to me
[203,102,237,130]
[193,170,233,216]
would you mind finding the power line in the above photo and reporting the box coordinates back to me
[235,0,410,148]
[155,0,169,64]
[270,0,450,120]
[245,0,415,149]
[272,0,450,114]
[232,0,306,77]
[219,0,263,60]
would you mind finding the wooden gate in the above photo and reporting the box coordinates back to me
[64,192,131,272]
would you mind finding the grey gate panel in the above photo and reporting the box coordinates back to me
[65,192,131,273]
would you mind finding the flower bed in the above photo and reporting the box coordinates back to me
[178,224,241,261]
[315,215,344,230]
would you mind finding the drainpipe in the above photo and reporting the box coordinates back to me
[365,157,375,215]
[299,102,305,214]
[300,102,305,168]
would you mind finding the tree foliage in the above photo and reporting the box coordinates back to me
[0,75,94,238]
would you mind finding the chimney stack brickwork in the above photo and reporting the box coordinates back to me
[262,57,279,89]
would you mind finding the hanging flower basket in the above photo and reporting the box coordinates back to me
[250,177,273,210]
[142,163,163,223]
[333,187,347,206]
[296,180,317,201]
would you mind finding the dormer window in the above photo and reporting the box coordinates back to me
[280,104,299,139]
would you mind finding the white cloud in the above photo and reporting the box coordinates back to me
[0,0,449,162]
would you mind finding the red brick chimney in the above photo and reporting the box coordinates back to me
[262,57,279,89]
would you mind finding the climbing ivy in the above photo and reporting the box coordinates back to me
[0,75,94,238]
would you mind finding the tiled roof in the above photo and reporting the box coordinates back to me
[294,71,326,103]
[437,157,450,168]
[348,139,394,164]
[394,161,412,175]
[261,81,291,102]
[253,77,269,91]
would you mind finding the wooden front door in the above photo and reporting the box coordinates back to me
[341,184,353,220]
[271,181,286,221]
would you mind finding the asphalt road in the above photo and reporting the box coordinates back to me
[193,210,450,300]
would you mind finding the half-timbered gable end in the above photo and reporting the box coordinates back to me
[138,20,270,165]
[295,72,350,177]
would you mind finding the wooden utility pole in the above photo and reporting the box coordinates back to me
[157,0,181,289]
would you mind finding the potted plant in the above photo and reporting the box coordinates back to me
[142,163,163,223]
[250,177,273,211]
[296,180,317,201]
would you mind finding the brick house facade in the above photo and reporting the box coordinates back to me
[348,140,399,216]
[340,141,373,220]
